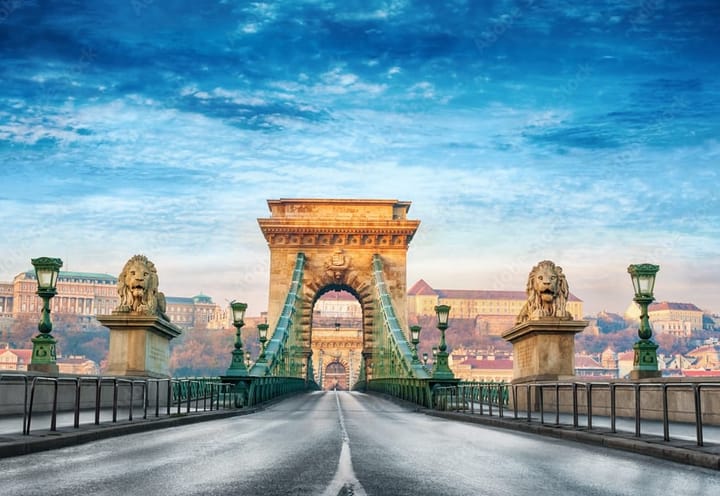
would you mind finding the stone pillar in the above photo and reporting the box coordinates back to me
[502,318,588,383]
[98,314,182,378]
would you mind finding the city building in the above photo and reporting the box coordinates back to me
[575,353,615,378]
[449,348,513,382]
[166,294,228,329]
[0,346,32,371]
[407,279,583,335]
[624,301,704,337]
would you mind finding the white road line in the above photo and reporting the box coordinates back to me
[321,391,367,496]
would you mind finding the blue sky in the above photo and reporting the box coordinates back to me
[1,0,718,316]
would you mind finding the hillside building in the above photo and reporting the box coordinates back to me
[1,270,224,329]
[407,279,583,335]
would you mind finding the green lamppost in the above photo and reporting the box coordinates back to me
[422,352,429,367]
[627,264,661,379]
[432,304,455,379]
[256,323,269,361]
[226,301,249,376]
[28,257,63,375]
[410,325,421,364]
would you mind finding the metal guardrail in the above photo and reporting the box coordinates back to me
[512,381,720,447]
[432,380,720,448]
[0,374,236,436]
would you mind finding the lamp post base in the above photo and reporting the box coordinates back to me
[28,334,58,376]
[432,351,455,380]
[630,339,661,379]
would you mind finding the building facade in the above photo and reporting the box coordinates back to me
[2,270,223,329]
[408,279,584,335]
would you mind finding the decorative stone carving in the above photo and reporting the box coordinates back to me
[325,248,352,283]
[516,260,572,324]
[113,254,169,321]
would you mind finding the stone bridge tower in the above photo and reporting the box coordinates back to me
[257,198,420,374]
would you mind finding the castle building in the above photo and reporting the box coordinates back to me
[407,279,584,335]
[1,270,223,329]
[624,301,705,337]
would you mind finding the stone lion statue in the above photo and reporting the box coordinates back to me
[515,260,572,324]
[114,254,169,321]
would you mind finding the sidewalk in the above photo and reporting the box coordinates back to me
[423,408,720,470]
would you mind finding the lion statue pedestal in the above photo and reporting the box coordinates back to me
[502,261,588,383]
[98,255,182,378]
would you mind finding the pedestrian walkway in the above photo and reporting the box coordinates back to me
[424,406,720,470]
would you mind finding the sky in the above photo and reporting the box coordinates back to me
[1,0,719,317]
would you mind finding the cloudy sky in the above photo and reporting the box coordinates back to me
[1,0,718,316]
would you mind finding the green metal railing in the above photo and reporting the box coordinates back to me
[358,378,434,408]
[246,376,319,406]
[433,382,509,413]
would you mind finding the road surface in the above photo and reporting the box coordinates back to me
[1,391,718,495]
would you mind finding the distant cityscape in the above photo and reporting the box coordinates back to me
[0,267,718,378]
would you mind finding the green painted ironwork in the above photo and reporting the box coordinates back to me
[249,253,306,378]
[371,254,430,380]
[355,378,434,408]
[433,382,509,412]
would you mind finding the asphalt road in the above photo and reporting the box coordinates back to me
[1,391,719,495]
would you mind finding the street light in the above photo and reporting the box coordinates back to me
[432,304,454,379]
[226,300,248,376]
[29,257,63,374]
[245,351,251,368]
[422,352,429,367]
[627,264,661,379]
[256,323,269,363]
[410,325,421,364]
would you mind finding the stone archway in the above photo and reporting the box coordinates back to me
[258,199,420,377]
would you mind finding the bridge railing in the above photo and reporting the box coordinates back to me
[430,379,720,447]
[512,381,720,447]
[358,378,434,408]
[246,376,318,406]
[433,382,509,414]
[0,373,237,436]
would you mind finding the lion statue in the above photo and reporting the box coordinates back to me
[113,254,169,321]
[515,260,572,324]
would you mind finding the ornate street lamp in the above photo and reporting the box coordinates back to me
[29,257,63,374]
[422,352,429,367]
[256,323,269,362]
[226,300,248,376]
[245,351,251,368]
[627,263,661,379]
[410,325,421,364]
[432,304,454,379]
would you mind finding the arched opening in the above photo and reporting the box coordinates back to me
[311,287,363,390]
[325,361,347,390]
